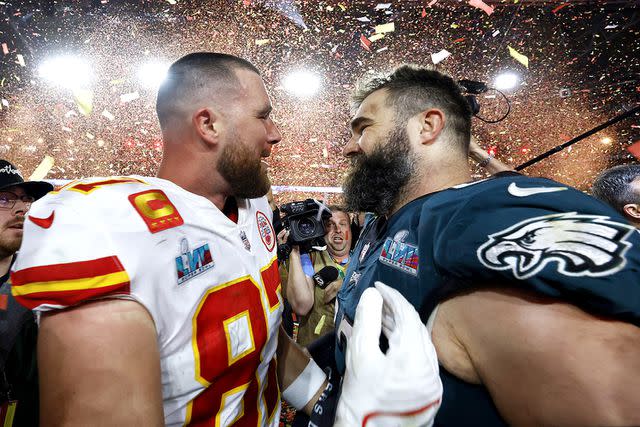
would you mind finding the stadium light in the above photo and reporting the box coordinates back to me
[38,56,93,90]
[282,70,322,98]
[493,72,519,91]
[138,62,170,88]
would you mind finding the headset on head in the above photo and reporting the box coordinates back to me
[458,79,510,123]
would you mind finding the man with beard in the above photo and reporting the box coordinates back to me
[592,164,640,228]
[331,65,640,426]
[284,205,352,346]
[10,54,442,427]
[11,52,307,426]
[0,160,52,426]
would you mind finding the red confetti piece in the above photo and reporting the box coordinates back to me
[627,141,640,159]
[421,8,427,17]
[468,0,494,16]
[453,37,465,43]
[552,3,569,14]
[360,34,372,51]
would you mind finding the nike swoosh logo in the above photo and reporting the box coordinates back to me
[508,182,568,197]
[28,211,55,229]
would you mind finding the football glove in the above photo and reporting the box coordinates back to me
[334,281,442,427]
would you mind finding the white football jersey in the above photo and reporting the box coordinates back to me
[11,176,283,426]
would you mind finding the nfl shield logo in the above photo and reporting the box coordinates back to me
[240,231,251,252]
[256,211,276,252]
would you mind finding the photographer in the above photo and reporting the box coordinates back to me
[283,205,351,346]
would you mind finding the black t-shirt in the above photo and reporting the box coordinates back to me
[1,260,39,427]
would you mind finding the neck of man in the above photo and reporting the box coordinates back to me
[328,249,349,264]
[388,157,472,217]
[157,143,229,211]
[0,254,13,278]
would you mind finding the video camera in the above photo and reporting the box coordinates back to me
[279,199,332,253]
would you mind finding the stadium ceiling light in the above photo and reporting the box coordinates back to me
[138,61,170,89]
[282,70,322,98]
[38,56,93,90]
[493,72,520,91]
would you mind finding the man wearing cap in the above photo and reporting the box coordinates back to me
[0,160,53,426]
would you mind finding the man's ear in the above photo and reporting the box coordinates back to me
[193,108,222,146]
[417,108,446,145]
[623,203,640,221]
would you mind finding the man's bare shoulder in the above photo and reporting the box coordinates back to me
[432,288,640,426]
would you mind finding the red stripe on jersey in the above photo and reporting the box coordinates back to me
[13,281,131,310]
[11,256,125,286]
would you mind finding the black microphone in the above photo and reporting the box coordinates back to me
[313,266,340,289]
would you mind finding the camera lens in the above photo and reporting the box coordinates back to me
[296,218,317,237]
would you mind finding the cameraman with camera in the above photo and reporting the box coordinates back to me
[281,202,351,347]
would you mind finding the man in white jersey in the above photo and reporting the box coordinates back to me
[11,53,442,427]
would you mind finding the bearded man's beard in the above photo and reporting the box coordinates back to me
[342,125,417,217]
[218,138,271,199]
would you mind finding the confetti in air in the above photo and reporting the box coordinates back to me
[0,0,636,204]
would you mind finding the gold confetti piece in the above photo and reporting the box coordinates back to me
[109,78,125,85]
[255,39,271,46]
[451,23,459,29]
[73,89,93,116]
[120,91,140,103]
[508,45,529,68]
[314,315,326,335]
[338,3,346,11]
[16,54,25,67]
[29,155,55,181]
[369,33,385,42]
[101,109,115,121]
[166,0,176,4]
[374,22,395,34]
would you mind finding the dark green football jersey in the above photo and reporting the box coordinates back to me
[334,172,640,426]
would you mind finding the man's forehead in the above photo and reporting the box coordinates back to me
[352,88,391,121]
[234,68,270,101]
[330,211,350,222]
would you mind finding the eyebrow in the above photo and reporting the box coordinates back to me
[350,116,373,133]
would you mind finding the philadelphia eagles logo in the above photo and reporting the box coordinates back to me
[477,212,635,280]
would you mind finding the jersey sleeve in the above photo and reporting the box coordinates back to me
[11,182,133,312]
[432,179,640,324]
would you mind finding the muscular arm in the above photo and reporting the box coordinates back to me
[276,327,328,415]
[38,299,164,427]
[285,247,315,315]
[433,288,640,427]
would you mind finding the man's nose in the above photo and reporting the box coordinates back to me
[267,118,282,146]
[12,199,30,215]
[343,135,363,158]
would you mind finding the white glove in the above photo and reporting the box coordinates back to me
[335,281,442,427]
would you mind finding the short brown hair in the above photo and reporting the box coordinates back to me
[351,64,472,151]
[156,52,260,130]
